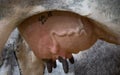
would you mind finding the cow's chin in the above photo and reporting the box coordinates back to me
[18,11,98,60]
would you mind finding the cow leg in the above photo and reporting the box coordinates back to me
[0,20,16,66]
[15,34,45,75]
